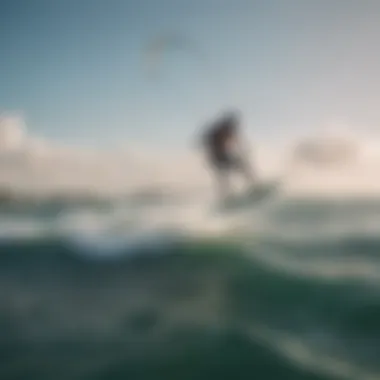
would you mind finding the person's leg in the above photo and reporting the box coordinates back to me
[234,157,256,186]
[214,167,231,199]
[210,153,232,199]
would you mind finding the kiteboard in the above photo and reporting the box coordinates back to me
[217,179,280,212]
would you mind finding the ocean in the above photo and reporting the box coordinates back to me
[1,187,380,380]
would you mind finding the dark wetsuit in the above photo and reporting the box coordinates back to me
[201,114,255,197]
[203,121,242,171]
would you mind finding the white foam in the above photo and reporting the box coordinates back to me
[59,196,250,256]
[0,218,49,239]
[247,323,379,380]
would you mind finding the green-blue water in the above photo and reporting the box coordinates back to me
[1,195,380,380]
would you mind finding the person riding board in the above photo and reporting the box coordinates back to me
[200,111,255,198]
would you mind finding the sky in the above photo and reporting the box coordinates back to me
[1,0,380,149]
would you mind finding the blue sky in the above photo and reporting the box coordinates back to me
[1,0,380,148]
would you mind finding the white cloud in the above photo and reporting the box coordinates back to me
[1,115,380,199]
